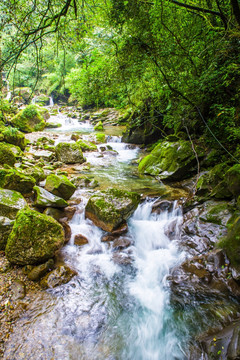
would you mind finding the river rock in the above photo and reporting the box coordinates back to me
[138,140,204,181]
[40,265,77,288]
[191,320,240,359]
[0,216,14,250]
[58,218,71,243]
[62,206,77,221]
[0,142,17,166]
[45,174,76,200]
[76,139,97,152]
[10,104,45,133]
[0,168,36,194]
[112,237,132,250]
[43,207,63,220]
[5,208,65,265]
[225,164,240,198]
[55,142,85,164]
[85,188,140,232]
[1,126,28,150]
[72,175,99,189]
[74,234,89,246]
[0,188,28,219]
[11,280,26,300]
[94,121,103,131]
[27,259,55,281]
[21,165,46,183]
[218,216,240,267]
[34,186,68,208]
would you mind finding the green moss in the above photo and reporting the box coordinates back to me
[45,174,76,200]
[225,164,240,198]
[5,208,64,265]
[0,168,36,194]
[11,104,45,133]
[55,142,85,164]
[218,217,240,266]
[21,166,46,183]
[95,133,106,143]
[0,142,17,166]
[76,139,97,152]
[138,140,204,181]
[0,188,28,219]
[2,127,28,150]
[94,121,103,131]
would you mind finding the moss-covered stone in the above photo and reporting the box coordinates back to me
[138,140,204,181]
[196,164,232,200]
[21,166,46,183]
[225,164,240,198]
[55,142,85,164]
[0,188,28,219]
[0,168,36,194]
[45,174,76,200]
[0,216,14,250]
[34,186,68,208]
[95,133,106,143]
[72,175,99,189]
[1,127,28,150]
[94,121,103,131]
[199,201,232,226]
[34,94,50,106]
[85,188,140,232]
[10,104,45,133]
[38,107,50,120]
[218,217,240,266]
[5,208,65,265]
[27,259,54,281]
[0,142,17,166]
[76,139,97,152]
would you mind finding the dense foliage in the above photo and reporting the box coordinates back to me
[1,0,240,151]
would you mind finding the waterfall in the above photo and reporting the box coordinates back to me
[49,95,54,106]
[5,80,11,101]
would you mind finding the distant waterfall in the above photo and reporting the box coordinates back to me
[49,96,54,106]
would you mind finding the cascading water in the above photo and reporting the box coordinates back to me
[3,196,185,360]
[49,95,54,106]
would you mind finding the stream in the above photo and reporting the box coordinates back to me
[4,110,237,359]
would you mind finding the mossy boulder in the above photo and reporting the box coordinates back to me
[72,175,99,189]
[0,142,17,166]
[218,217,240,266]
[199,201,232,226]
[5,208,65,265]
[0,216,14,250]
[225,164,240,198]
[38,107,50,120]
[196,163,232,199]
[55,142,85,164]
[85,188,140,232]
[0,188,28,219]
[45,174,76,200]
[34,186,68,208]
[76,139,97,152]
[21,166,46,183]
[94,121,103,131]
[138,140,204,181]
[11,104,45,133]
[95,133,106,143]
[1,127,28,150]
[0,168,36,194]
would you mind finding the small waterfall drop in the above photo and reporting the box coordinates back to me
[49,95,54,106]
[5,80,11,101]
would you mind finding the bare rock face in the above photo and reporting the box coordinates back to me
[74,234,89,246]
[85,188,140,232]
